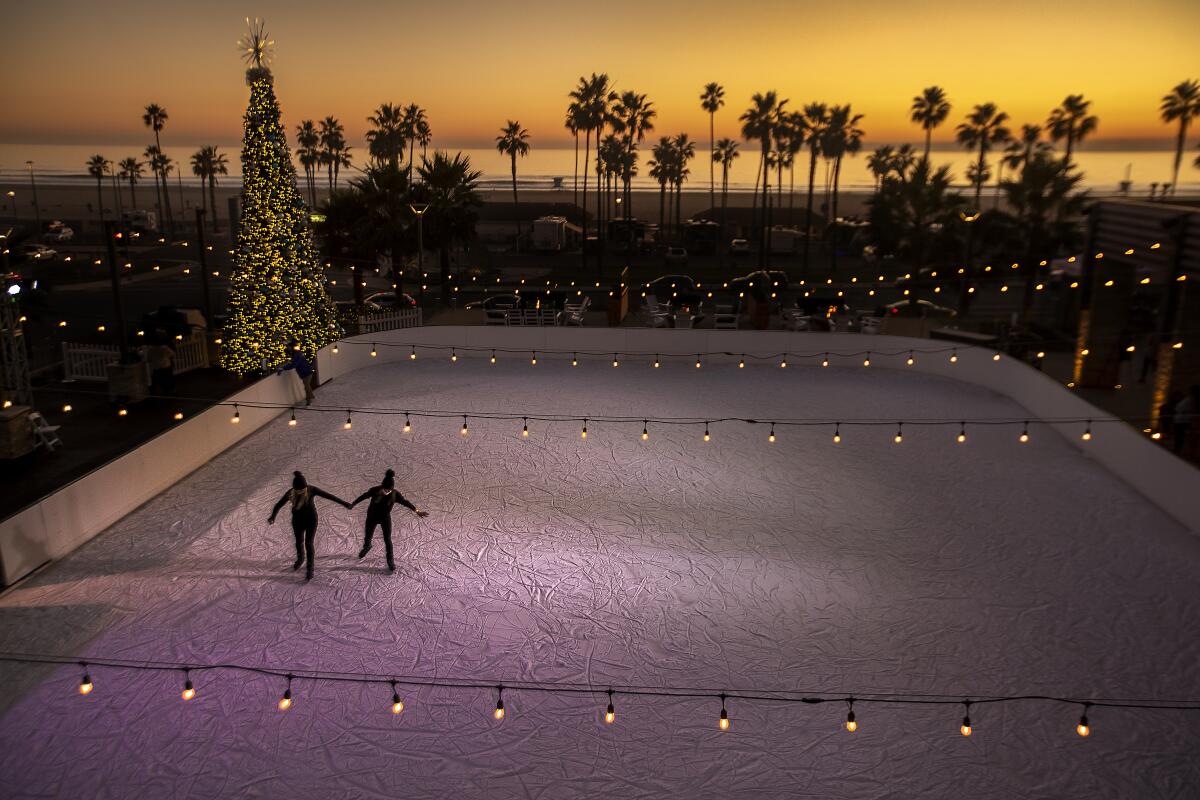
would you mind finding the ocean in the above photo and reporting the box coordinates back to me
[1,143,1195,195]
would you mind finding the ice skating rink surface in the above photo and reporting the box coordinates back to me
[2,358,1198,798]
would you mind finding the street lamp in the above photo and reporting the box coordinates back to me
[408,202,429,305]
[26,161,41,233]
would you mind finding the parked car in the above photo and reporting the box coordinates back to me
[883,298,957,319]
[729,238,751,255]
[364,291,417,310]
[464,293,520,311]
[19,244,57,261]
[44,227,74,242]
[664,246,688,266]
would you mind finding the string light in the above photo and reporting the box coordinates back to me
[231,404,240,424]
[403,414,411,433]
[118,408,128,417]
[695,355,702,369]
[62,404,72,413]
[522,417,529,438]
[181,669,195,701]
[863,352,871,367]
[845,699,857,732]
[409,346,416,360]
[738,355,745,369]
[894,423,903,444]
[289,409,297,427]
[174,411,184,421]
[641,421,649,441]
[489,350,496,364]
[460,415,469,437]
[833,423,841,444]
[79,663,93,695]
[1082,421,1092,441]
[332,342,339,354]
[391,681,404,715]
[993,352,1001,362]
[719,694,730,731]
[654,354,661,368]
[950,349,958,364]
[1019,422,1029,444]
[1077,704,1091,737]
[605,690,616,725]
[780,354,788,368]
[581,419,588,440]
[371,344,377,358]
[704,423,711,442]
[494,686,506,721]
[531,352,538,366]
[906,351,915,366]
[768,423,776,444]
[571,353,577,367]
[278,675,293,711]
[613,353,620,368]
[960,701,972,736]
[344,411,353,430]
[957,422,967,444]
[451,348,457,363]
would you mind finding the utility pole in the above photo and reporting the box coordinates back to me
[195,208,212,330]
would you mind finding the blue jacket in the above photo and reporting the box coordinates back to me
[284,351,313,378]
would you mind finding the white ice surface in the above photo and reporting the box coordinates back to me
[1,358,1199,799]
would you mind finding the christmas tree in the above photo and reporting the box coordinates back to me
[222,20,337,375]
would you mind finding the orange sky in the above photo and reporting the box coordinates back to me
[1,0,1197,150]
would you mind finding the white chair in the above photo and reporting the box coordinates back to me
[504,310,521,326]
[561,296,589,326]
[29,411,62,452]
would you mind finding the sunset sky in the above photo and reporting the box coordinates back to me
[2,0,1197,151]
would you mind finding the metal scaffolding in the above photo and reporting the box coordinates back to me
[1,302,32,407]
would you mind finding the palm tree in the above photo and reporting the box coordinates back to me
[700,82,725,214]
[868,158,964,270]
[366,103,406,170]
[416,117,432,161]
[564,103,583,207]
[672,134,696,233]
[612,91,656,216]
[911,86,951,161]
[1160,80,1200,197]
[191,148,213,221]
[1046,95,1098,170]
[648,137,673,233]
[496,120,531,248]
[956,103,1011,208]
[191,146,228,232]
[1001,151,1087,320]
[867,146,895,194]
[400,105,428,187]
[335,163,413,304]
[822,105,864,271]
[713,138,739,247]
[142,104,172,231]
[118,157,143,209]
[1002,125,1048,175]
[144,144,165,232]
[570,73,613,265]
[414,152,483,303]
[296,120,321,208]
[799,103,828,273]
[86,155,109,220]
[740,91,786,264]
[319,116,350,190]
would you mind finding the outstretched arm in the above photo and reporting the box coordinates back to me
[311,486,352,509]
[269,491,290,523]
[397,492,429,517]
[350,488,375,508]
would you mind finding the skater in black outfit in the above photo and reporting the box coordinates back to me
[269,471,351,580]
[351,469,428,572]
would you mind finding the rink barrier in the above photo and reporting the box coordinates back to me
[0,372,305,587]
[316,328,1199,537]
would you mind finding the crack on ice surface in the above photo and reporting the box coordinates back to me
[2,360,1199,798]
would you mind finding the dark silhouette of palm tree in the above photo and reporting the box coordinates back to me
[612,91,656,217]
[192,146,229,232]
[319,116,351,190]
[821,105,864,272]
[400,104,428,188]
[564,103,583,207]
[334,163,412,304]
[143,104,172,232]
[956,103,1011,209]
[496,120,531,248]
[1046,95,1098,170]
[1160,80,1200,197]
[868,158,963,270]
[740,91,786,264]
[713,138,739,249]
[86,155,109,220]
[799,102,828,274]
[867,146,895,195]
[701,83,725,214]
[366,103,406,170]
[143,144,165,231]
[911,86,951,161]
[191,148,212,222]
[672,134,696,233]
[1002,125,1048,176]
[415,152,482,304]
[118,157,143,210]
[648,137,673,233]
[295,120,320,209]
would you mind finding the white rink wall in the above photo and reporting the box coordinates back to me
[319,328,1200,537]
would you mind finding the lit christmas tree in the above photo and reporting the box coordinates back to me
[222,19,337,375]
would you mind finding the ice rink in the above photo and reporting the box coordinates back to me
[2,356,1198,798]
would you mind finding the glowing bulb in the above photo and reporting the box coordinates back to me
[531,353,538,365]
[654,355,660,368]
[833,424,841,444]
[181,672,195,701]
[641,422,649,441]
[63,404,72,412]
[768,424,776,444]
[174,411,184,421]
[738,356,745,369]
[1081,424,1092,441]
[289,410,297,427]
[392,685,405,715]
[451,349,457,362]
[490,350,497,363]
[950,350,958,363]
[581,420,588,439]
[79,667,93,695]
[780,356,787,368]
[571,353,578,366]
[961,721,972,737]
[344,413,353,430]
[846,709,857,732]
[332,343,339,354]
[461,417,469,436]
[605,691,616,724]
[992,352,1001,361]
[231,405,240,424]
[894,424,903,445]
[522,418,529,438]
[118,408,128,417]
[409,347,416,360]
[906,352,915,366]
[863,355,871,367]
[822,353,830,368]
[1019,424,1029,443]
[1077,708,1090,737]
[695,356,702,369]
[494,691,506,721]
[278,692,292,711]
[704,424,711,442]
[719,697,730,731]
[957,423,967,444]
[403,415,412,433]
[613,354,619,367]
[371,345,378,358]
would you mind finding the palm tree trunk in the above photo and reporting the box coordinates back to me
[674,180,682,232]
[511,152,520,251]
[209,176,220,233]
[658,181,665,232]
[581,130,590,270]
[924,128,932,162]
[750,153,761,243]
[152,170,164,233]
[803,148,817,275]
[95,178,105,221]
[975,144,985,209]
[760,140,771,267]
[573,132,579,207]
[829,155,843,273]
[155,131,173,234]
[111,171,123,222]
[1170,121,1187,195]
[128,178,137,209]
[709,111,715,215]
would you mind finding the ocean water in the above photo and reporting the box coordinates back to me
[1,143,1195,194]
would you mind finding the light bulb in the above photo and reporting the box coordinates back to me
[451,349,457,362]
[289,410,297,427]
[863,354,871,367]
[278,692,292,711]
[780,356,787,368]
[118,408,128,417]
[992,352,1001,361]
[403,415,412,433]
[768,424,776,443]
[605,691,616,724]
[833,424,841,444]
[906,352,914,366]
[846,712,857,732]
[1081,423,1092,442]
[1077,708,1090,737]
[950,350,958,363]
[822,354,829,368]
[181,673,195,701]
[461,417,469,436]
[63,404,72,412]
[571,353,578,366]
[613,353,620,367]
[344,413,353,430]
[960,702,971,736]
[581,420,588,439]
[704,425,711,442]
[695,356,702,369]
[522,419,529,438]
[1019,423,1029,443]
[371,345,378,358]
[490,350,496,364]
[494,687,506,721]
[738,356,745,369]
[79,666,93,695]
[719,697,730,731]
[654,355,660,368]
[392,685,404,715]
[957,423,967,444]
[409,347,416,360]
[641,422,649,441]
[174,411,184,421]
[894,424,903,445]
[231,406,240,424]
[531,353,538,365]
[332,343,339,354]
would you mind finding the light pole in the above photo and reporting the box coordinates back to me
[409,202,428,306]
[26,161,41,233]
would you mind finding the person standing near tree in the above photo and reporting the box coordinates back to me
[351,469,428,573]
[268,471,351,581]
[280,340,316,405]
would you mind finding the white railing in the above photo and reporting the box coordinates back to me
[358,308,423,334]
[62,333,209,382]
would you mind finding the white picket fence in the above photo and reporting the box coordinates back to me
[358,308,423,334]
[62,333,211,382]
